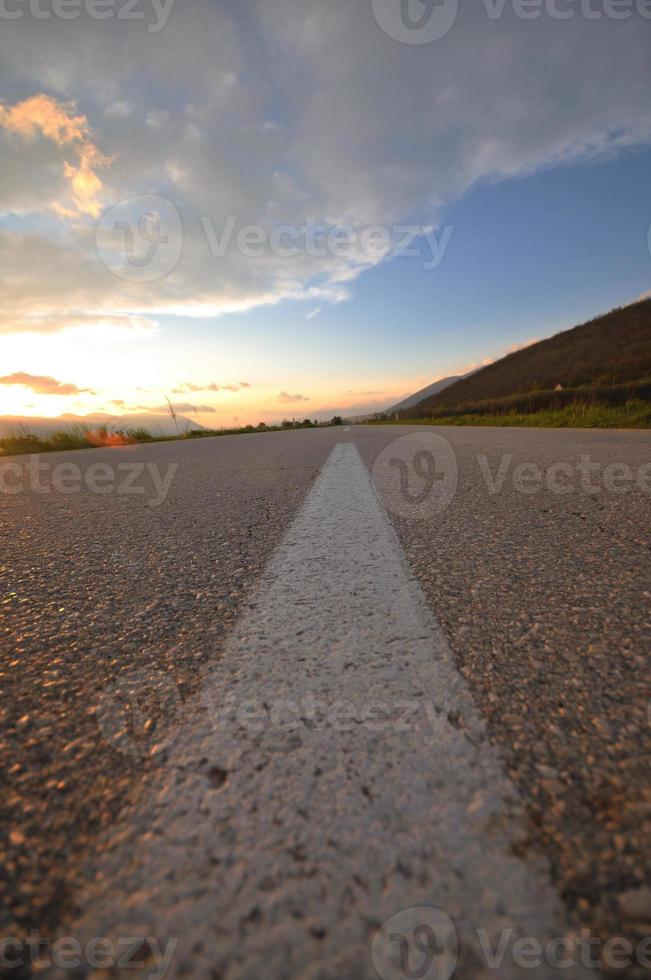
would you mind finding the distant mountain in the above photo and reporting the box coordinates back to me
[403,299,651,418]
[0,412,207,437]
[388,375,463,414]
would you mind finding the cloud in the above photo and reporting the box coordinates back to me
[461,337,540,374]
[0,371,93,396]
[0,230,162,337]
[0,3,650,336]
[278,390,309,403]
[306,307,321,320]
[150,402,217,414]
[0,93,88,143]
[0,94,110,217]
[172,381,251,394]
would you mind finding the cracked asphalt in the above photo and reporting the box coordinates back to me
[1,425,650,977]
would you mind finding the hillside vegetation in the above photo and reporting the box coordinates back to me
[403,299,651,419]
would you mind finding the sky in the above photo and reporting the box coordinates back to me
[1,0,651,426]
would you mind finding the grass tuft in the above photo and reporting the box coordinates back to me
[0,424,156,456]
[0,418,334,456]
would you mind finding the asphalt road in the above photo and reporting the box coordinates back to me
[1,425,650,978]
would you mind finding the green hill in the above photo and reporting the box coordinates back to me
[403,298,651,420]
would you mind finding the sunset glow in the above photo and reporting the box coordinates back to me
[1,3,650,430]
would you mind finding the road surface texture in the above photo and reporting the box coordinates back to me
[1,425,650,979]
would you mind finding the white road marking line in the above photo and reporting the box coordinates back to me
[67,443,591,979]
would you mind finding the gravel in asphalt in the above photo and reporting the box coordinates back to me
[356,425,651,978]
[52,442,593,980]
[1,425,650,978]
[0,430,335,941]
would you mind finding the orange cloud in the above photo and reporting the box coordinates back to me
[172,381,252,394]
[278,391,309,403]
[0,94,110,217]
[0,93,88,143]
[0,371,94,395]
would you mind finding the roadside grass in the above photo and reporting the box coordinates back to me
[0,424,160,457]
[0,419,334,457]
[373,401,651,429]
